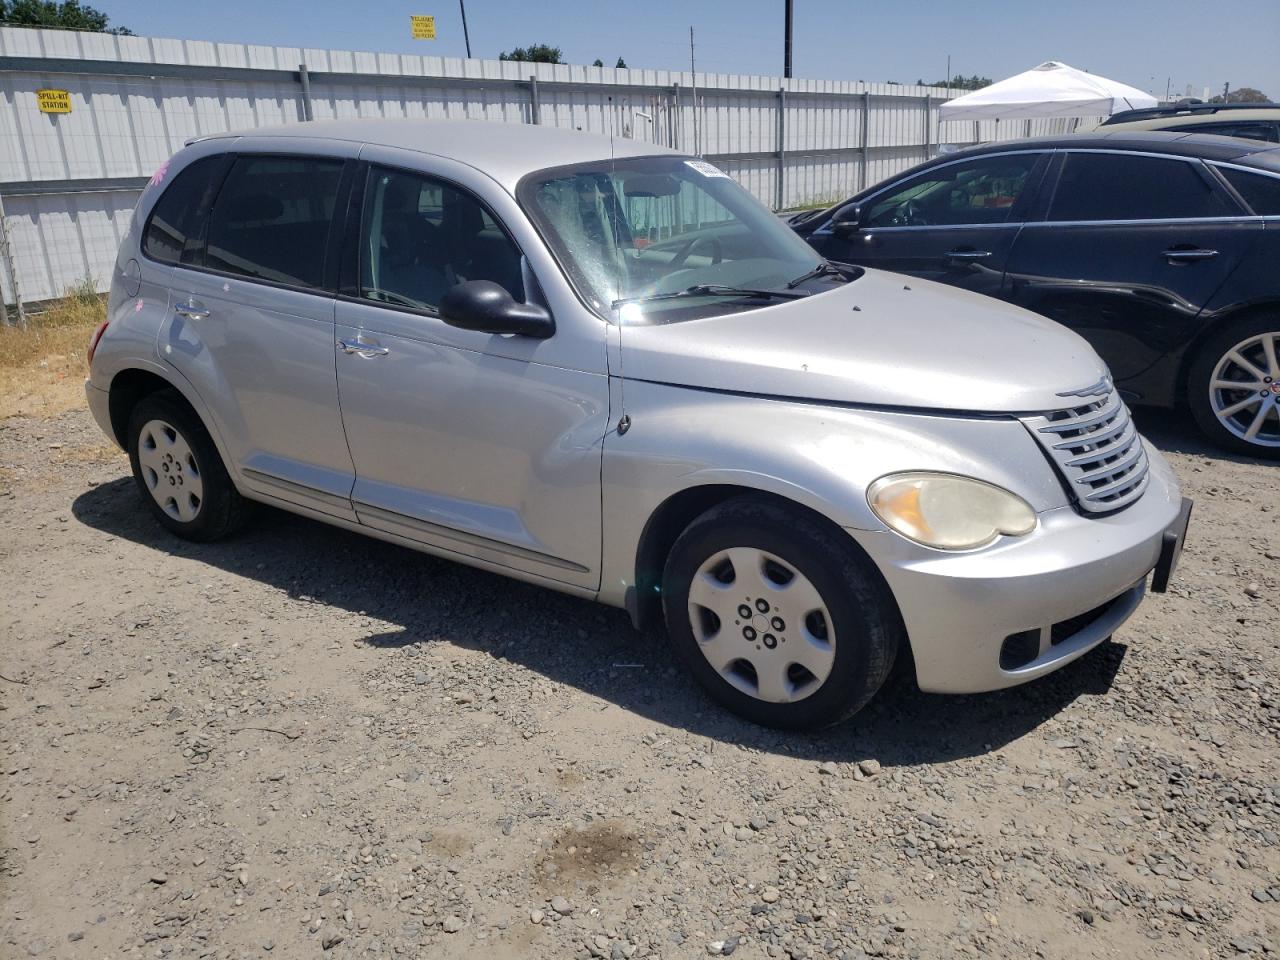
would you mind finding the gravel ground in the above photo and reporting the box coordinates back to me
[1,405,1277,960]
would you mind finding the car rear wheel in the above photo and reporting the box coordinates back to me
[662,497,902,729]
[127,394,249,541]
[1189,315,1280,459]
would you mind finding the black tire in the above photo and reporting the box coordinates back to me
[126,393,249,541]
[1187,312,1280,459]
[661,496,903,729]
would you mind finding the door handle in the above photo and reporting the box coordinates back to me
[337,338,389,358]
[173,299,210,320]
[1162,248,1218,263]
[946,248,992,260]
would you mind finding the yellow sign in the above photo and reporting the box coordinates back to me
[37,88,72,114]
[410,15,436,39]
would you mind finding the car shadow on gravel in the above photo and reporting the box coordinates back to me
[73,477,1128,768]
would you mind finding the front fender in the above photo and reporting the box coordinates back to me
[597,379,1066,608]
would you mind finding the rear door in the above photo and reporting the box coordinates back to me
[1002,150,1261,396]
[810,151,1048,298]
[159,143,359,520]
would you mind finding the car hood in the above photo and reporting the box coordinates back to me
[616,268,1109,413]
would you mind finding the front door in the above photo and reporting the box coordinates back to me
[812,151,1048,299]
[1003,150,1261,392]
[333,158,608,589]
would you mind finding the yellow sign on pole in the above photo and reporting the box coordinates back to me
[410,15,436,39]
[37,89,72,114]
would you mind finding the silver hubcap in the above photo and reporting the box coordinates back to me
[137,419,204,523]
[687,547,835,704]
[1210,332,1280,448]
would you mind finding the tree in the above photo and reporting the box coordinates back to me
[932,74,992,91]
[592,58,604,67]
[1208,86,1270,104]
[0,0,131,33]
[498,44,562,64]
[615,57,627,69]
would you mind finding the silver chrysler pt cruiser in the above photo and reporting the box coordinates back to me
[87,120,1192,728]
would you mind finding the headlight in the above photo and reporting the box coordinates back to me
[868,472,1037,550]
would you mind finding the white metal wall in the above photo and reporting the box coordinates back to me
[0,25,1078,304]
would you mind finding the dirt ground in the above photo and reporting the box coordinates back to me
[1,402,1277,960]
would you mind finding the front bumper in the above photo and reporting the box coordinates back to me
[853,441,1186,694]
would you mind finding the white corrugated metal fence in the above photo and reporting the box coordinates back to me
[0,25,1076,306]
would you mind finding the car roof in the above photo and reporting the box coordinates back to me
[1101,102,1280,125]
[940,130,1280,168]
[193,118,681,190]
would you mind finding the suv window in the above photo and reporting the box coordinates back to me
[204,155,344,289]
[142,155,227,265]
[864,153,1040,228]
[360,167,523,311]
[1219,167,1280,214]
[1176,121,1280,143]
[1049,153,1233,222]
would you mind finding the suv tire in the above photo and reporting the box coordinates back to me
[662,496,902,729]
[127,393,249,541]
[1188,313,1280,459]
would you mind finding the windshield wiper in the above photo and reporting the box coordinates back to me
[612,284,809,309]
[785,261,849,288]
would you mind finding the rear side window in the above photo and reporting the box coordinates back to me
[1048,153,1233,222]
[142,155,227,264]
[1176,121,1279,143]
[1219,167,1280,215]
[205,156,344,289]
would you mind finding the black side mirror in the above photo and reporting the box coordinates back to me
[439,281,555,339]
[831,204,864,237]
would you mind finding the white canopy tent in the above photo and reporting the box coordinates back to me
[939,61,1157,122]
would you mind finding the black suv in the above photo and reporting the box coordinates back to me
[789,132,1280,457]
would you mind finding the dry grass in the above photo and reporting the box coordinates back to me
[0,281,106,419]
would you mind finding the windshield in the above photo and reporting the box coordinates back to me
[518,156,848,324]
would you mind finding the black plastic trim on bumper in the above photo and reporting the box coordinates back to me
[1151,498,1193,594]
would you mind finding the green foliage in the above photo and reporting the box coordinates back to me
[1208,87,1270,104]
[498,44,563,64]
[935,74,992,91]
[592,58,603,67]
[615,57,627,69]
[0,0,131,34]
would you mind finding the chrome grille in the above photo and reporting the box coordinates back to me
[1022,388,1150,515]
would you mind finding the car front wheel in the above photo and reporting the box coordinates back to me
[662,497,902,729]
[1189,315,1280,459]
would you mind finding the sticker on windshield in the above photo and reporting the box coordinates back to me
[684,160,729,178]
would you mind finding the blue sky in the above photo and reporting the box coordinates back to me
[93,0,1279,99]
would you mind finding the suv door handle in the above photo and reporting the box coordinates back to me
[946,248,992,259]
[1162,247,1218,263]
[337,338,389,358]
[173,299,210,320]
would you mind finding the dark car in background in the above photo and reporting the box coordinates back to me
[788,132,1280,457]
[1099,102,1280,144]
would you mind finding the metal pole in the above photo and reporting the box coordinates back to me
[297,63,314,122]
[859,91,870,190]
[777,86,786,210]
[689,27,699,156]
[528,75,541,125]
[672,83,681,151]
[784,0,793,79]
[923,94,931,159]
[0,192,26,329]
[458,0,472,58]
